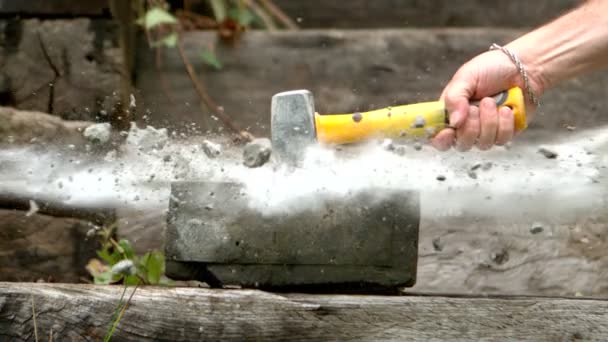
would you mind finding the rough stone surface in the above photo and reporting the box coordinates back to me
[0,19,122,121]
[165,181,420,289]
[273,0,579,28]
[243,138,272,167]
[0,209,101,282]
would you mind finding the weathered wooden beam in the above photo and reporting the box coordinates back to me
[0,282,606,341]
[273,0,579,28]
[136,29,608,136]
[0,106,91,146]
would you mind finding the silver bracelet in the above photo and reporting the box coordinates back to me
[489,43,540,107]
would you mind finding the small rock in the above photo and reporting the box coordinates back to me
[538,147,558,159]
[352,112,363,123]
[490,248,509,265]
[436,175,446,181]
[204,204,214,210]
[201,140,221,158]
[467,170,477,179]
[125,122,168,152]
[25,200,39,217]
[393,145,407,156]
[432,237,443,251]
[243,138,272,168]
[381,139,395,151]
[482,162,493,171]
[83,123,112,144]
[412,116,425,128]
[530,223,544,234]
[413,142,422,151]
[471,163,482,171]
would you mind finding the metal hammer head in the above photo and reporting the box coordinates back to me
[270,89,317,165]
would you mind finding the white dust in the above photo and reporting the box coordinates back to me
[0,124,606,224]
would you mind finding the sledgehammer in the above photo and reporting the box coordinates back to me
[271,87,527,163]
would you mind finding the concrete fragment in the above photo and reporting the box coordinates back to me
[381,139,395,151]
[125,123,169,152]
[412,116,425,128]
[538,147,558,159]
[83,123,112,144]
[243,138,272,168]
[201,140,222,158]
[432,237,443,251]
[530,223,544,234]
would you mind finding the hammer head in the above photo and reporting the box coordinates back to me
[270,89,317,165]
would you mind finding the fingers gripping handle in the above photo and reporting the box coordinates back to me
[472,86,527,132]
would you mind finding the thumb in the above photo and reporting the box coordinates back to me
[441,79,476,129]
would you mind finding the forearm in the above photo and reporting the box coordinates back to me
[506,0,608,93]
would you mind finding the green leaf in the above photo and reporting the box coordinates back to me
[94,270,113,285]
[97,250,119,265]
[124,275,140,286]
[151,32,178,48]
[200,49,223,70]
[228,7,254,26]
[141,251,164,284]
[118,239,135,259]
[137,7,177,30]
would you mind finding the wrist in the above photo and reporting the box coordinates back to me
[491,43,543,107]
[504,41,548,97]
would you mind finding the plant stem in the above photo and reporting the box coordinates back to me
[209,0,227,22]
[31,294,38,342]
[258,0,298,29]
[103,284,129,342]
[175,33,252,141]
[244,0,277,30]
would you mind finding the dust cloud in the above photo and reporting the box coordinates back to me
[0,124,606,225]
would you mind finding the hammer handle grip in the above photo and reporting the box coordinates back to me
[314,86,527,145]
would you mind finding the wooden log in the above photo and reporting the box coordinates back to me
[0,19,122,121]
[0,210,102,283]
[0,282,606,341]
[273,0,579,28]
[136,29,608,137]
[0,106,91,147]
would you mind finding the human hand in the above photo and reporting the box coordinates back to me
[431,49,542,151]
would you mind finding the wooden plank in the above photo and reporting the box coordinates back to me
[1,282,606,341]
[273,0,580,28]
[136,29,608,137]
[0,106,92,147]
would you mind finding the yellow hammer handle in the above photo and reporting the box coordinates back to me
[315,86,527,145]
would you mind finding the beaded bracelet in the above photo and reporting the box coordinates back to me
[489,43,540,107]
